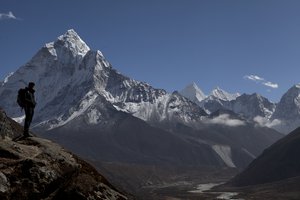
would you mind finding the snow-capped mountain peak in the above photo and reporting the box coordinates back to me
[0,30,94,119]
[272,84,300,126]
[56,29,90,55]
[210,87,240,101]
[44,29,90,65]
[180,82,206,103]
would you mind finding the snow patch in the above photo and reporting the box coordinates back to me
[87,108,102,124]
[45,42,57,57]
[12,115,25,124]
[3,72,14,84]
[119,95,170,122]
[49,91,98,129]
[212,145,236,168]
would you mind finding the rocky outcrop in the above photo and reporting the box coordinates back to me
[0,108,20,139]
[0,109,128,200]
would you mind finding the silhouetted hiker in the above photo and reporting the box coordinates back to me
[23,82,36,137]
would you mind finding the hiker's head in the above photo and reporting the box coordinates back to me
[28,82,35,89]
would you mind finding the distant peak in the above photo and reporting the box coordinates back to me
[294,83,300,89]
[184,82,198,89]
[210,87,240,101]
[186,82,202,90]
[281,84,300,98]
[191,82,198,88]
[180,82,206,103]
[212,86,223,93]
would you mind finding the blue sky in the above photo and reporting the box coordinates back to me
[1,0,300,102]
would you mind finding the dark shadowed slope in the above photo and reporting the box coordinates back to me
[229,126,300,187]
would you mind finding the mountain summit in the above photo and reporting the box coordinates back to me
[180,83,240,105]
[180,82,206,103]
[47,29,90,62]
[210,87,240,101]
[271,84,300,133]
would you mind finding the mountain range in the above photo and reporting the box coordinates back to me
[0,29,294,196]
[1,30,299,134]
[180,81,300,134]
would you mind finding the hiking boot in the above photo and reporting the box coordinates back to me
[23,132,30,137]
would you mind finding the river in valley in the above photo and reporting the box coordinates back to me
[189,183,244,200]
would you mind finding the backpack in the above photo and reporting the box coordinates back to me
[17,88,26,109]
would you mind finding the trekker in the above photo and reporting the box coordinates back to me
[23,82,36,137]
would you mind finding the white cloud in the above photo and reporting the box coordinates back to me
[208,114,246,127]
[253,116,282,128]
[0,11,19,20]
[244,75,264,82]
[263,81,279,89]
[244,74,279,90]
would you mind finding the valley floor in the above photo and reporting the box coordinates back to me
[154,176,300,200]
[137,179,300,200]
[87,161,300,200]
[128,176,300,200]
[140,182,243,200]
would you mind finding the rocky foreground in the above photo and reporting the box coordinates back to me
[0,109,128,200]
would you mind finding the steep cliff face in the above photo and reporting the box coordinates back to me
[0,109,128,200]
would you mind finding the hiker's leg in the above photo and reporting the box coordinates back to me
[24,107,33,136]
